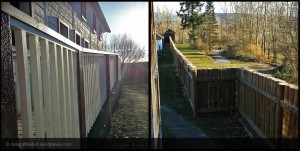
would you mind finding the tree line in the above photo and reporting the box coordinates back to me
[220,2,298,83]
[154,1,298,84]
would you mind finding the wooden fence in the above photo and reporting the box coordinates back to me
[196,68,238,113]
[150,2,162,149]
[10,24,121,138]
[122,62,148,84]
[238,68,298,139]
[169,39,197,115]
[169,37,298,140]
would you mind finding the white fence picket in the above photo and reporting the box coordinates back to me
[29,34,45,138]
[57,45,67,137]
[73,52,80,138]
[14,29,33,138]
[40,39,54,138]
[11,26,120,139]
[69,50,75,138]
[49,43,61,137]
[63,48,72,137]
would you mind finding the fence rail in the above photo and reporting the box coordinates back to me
[169,37,298,140]
[10,23,121,138]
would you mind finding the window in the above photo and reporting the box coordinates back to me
[75,32,81,46]
[59,19,69,39]
[84,39,89,48]
[11,28,30,49]
[10,2,33,17]
[93,13,97,33]
[81,2,86,21]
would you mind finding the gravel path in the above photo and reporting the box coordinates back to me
[107,84,148,138]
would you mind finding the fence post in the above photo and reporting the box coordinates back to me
[1,11,18,138]
[275,82,285,138]
[77,50,86,138]
[105,54,112,131]
[191,65,197,117]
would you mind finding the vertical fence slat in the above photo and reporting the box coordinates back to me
[287,86,295,138]
[49,42,61,137]
[14,29,33,138]
[91,56,96,129]
[86,55,90,135]
[282,84,290,138]
[275,82,285,138]
[63,48,71,137]
[292,88,298,138]
[83,54,88,136]
[57,45,67,137]
[29,34,45,138]
[75,51,82,138]
[40,39,54,138]
[69,50,75,138]
[96,57,101,117]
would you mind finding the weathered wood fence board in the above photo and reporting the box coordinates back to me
[169,37,298,141]
[122,62,149,84]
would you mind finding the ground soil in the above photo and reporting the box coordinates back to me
[102,84,149,149]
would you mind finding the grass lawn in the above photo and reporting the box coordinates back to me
[174,43,251,68]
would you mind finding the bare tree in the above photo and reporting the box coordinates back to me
[108,33,146,63]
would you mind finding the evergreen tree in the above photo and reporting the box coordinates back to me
[202,2,218,50]
[177,1,204,44]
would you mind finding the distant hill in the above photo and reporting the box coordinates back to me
[215,13,235,21]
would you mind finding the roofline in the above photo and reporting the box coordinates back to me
[91,2,111,33]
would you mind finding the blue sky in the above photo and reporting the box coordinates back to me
[99,2,149,61]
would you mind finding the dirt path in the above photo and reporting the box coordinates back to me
[210,50,231,64]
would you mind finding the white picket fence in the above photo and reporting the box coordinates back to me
[12,26,121,138]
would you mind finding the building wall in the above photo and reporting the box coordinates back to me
[156,39,163,52]
[31,2,105,50]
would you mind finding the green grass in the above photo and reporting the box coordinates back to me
[174,43,251,68]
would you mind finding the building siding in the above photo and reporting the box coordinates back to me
[30,2,106,50]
